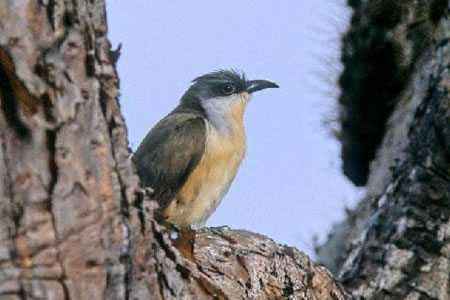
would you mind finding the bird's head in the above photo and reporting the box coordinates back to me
[180,69,279,129]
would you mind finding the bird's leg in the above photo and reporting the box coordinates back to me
[172,225,196,262]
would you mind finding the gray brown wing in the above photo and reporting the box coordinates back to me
[132,113,206,209]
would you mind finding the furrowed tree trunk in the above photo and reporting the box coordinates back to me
[0,1,349,299]
[316,1,450,299]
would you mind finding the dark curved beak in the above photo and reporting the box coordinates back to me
[246,80,279,94]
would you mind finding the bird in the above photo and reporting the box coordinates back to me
[132,69,279,229]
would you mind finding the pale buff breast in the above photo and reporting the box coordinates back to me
[162,93,249,228]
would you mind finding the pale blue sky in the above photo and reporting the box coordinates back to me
[107,1,363,255]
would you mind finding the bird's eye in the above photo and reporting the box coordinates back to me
[220,84,236,95]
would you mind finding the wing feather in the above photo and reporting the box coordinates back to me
[132,112,206,209]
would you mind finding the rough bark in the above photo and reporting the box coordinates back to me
[317,1,450,299]
[0,1,350,299]
[338,0,448,186]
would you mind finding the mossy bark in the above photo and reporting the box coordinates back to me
[318,1,450,299]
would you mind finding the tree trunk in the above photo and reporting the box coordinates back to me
[0,1,349,299]
[316,1,450,299]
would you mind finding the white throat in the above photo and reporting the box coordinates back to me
[200,92,250,133]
